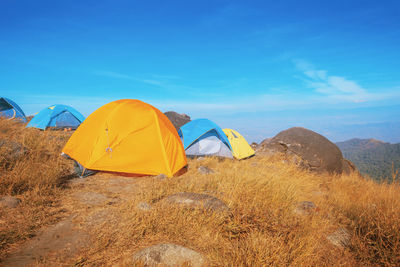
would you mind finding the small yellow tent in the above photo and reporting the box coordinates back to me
[223,128,255,160]
[62,99,187,177]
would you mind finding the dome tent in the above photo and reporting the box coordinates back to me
[178,119,233,158]
[0,97,27,122]
[62,99,187,177]
[223,128,255,159]
[27,104,85,130]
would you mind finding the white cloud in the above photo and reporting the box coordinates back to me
[93,71,133,80]
[294,60,369,103]
[93,70,165,87]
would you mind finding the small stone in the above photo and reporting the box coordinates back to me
[0,196,21,208]
[196,157,205,161]
[293,201,316,216]
[163,192,229,213]
[155,174,167,180]
[198,166,214,175]
[138,202,152,211]
[132,243,205,267]
[327,227,350,248]
[0,139,27,163]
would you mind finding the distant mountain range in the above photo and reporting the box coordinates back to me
[336,138,400,182]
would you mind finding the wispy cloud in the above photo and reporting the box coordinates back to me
[93,70,164,86]
[93,71,133,80]
[294,59,370,103]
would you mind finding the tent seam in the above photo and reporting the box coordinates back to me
[153,109,172,177]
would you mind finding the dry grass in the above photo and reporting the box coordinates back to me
[1,118,400,266]
[0,118,73,258]
[74,156,400,266]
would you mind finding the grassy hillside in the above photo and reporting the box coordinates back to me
[0,118,74,259]
[337,138,400,182]
[1,119,400,266]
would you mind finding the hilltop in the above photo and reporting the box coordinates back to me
[1,119,400,266]
[336,138,400,182]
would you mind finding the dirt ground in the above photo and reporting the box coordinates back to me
[2,173,141,266]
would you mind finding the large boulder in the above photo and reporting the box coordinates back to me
[259,127,355,174]
[132,243,205,267]
[164,111,191,130]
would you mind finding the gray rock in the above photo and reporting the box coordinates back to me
[164,192,229,213]
[293,201,316,215]
[164,111,191,131]
[196,157,205,161]
[250,142,259,150]
[198,166,214,175]
[154,174,167,180]
[327,227,351,248]
[138,202,152,211]
[0,139,28,166]
[0,196,21,208]
[132,243,205,267]
[258,127,357,174]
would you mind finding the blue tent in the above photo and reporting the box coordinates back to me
[27,104,85,130]
[178,119,233,158]
[0,97,27,122]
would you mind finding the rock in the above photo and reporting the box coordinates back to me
[0,196,21,208]
[154,174,167,180]
[293,201,316,215]
[327,227,350,249]
[132,243,205,267]
[163,192,229,213]
[342,158,358,175]
[0,139,28,166]
[259,127,356,174]
[198,166,214,175]
[196,157,205,161]
[138,202,152,211]
[250,142,259,150]
[164,111,191,131]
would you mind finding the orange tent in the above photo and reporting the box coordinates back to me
[62,99,187,177]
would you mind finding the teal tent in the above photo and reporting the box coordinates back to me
[27,104,85,130]
[0,97,27,122]
[178,119,233,158]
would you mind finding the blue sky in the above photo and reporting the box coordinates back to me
[1,0,400,143]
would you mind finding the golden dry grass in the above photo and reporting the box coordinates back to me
[72,156,400,266]
[1,118,400,266]
[0,118,73,258]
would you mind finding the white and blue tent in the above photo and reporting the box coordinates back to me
[178,119,233,158]
[0,97,27,122]
[27,104,85,130]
